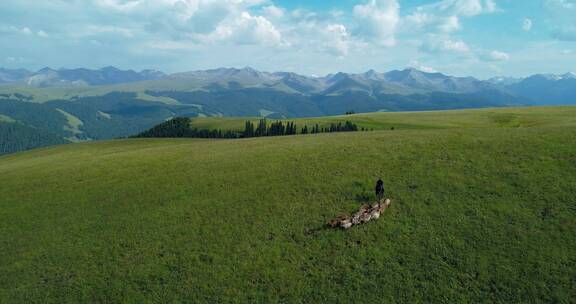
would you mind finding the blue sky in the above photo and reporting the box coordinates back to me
[0,0,575,78]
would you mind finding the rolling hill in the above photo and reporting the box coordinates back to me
[186,106,576,132]
[1,107,574,302]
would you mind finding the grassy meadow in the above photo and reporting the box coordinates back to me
[0,106,575,303]
[190,106,576,131]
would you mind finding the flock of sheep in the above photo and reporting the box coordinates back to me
[328,198,392,229]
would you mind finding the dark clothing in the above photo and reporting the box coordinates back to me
[375,179,385,201]
[375,179,385,195]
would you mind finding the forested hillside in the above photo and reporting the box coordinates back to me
[0,122,68,155]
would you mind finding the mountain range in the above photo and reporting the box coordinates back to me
[0,66,165,87]
[1,66,575,155]
[2,66,576,106]
[3,66,576,103]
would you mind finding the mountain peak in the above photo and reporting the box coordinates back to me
[327,72,350,83]
[403,67,427,74]
[241,66,258,72]
[528,74,563,81]
[38,67,56,73]
[363,69,381,79]
[562,72,576,79]
[100,66,122,72]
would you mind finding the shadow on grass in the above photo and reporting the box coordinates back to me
[304,224,332,237]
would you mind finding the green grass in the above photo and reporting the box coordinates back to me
[0,114,16,123]
[55,109,84,142]
[0,107,575,303]
[0,85,181,104]
[190,106,576,132]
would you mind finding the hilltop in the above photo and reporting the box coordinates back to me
[133,106,576,138]
[1,107,575,302]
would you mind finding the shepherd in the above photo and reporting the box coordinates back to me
[375,178,385,203]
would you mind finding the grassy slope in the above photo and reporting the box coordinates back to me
[0,75,287,104]
[0,85,181,104]
[190,106,576,131]
[0,107,575,303]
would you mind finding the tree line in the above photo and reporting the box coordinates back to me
[134,117,238,139]
[0,122,68,155]
[135,117,365,139]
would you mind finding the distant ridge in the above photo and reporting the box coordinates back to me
[0,66,165,87]
[0,66,574,105]
[0,65,573,98]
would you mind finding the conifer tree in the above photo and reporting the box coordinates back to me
[256,119,267,137]
[243,121,255,138]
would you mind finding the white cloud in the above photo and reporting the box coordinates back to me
[485,0,497,12]
[5,0,574,78]
[88,0,283,46]
[289,20,353,57]
[353,0,400,46]
[224,12,285,46]
[262,5,285,19]
[0,25,49,38]
[6,56,25,63]
[481,50,509,61]
[522,18,533,31]
[20,27,32,35]
[405,0,498,34]
[434,0,497,16]
[409,60,438,73]
[329,9,345,18]
[290,9,317,20]
[420,36,471,54]
[405,12,461,33]
[37,30,49,38]
[323,24,351,56]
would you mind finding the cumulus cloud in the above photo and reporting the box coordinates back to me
[224,12,285,46]
[405,12,461,33]
[89,0,283,46]
[405,0,498,33]
[322,24,351,56]
[353,0,400,46]
[7,0,572,77]
[288,19,353,57]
